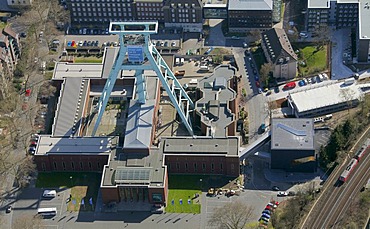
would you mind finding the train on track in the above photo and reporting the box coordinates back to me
[339,140,370,182]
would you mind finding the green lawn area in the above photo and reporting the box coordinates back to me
[294,43,328,76]
[166,175,235,214]
[74,56,103,63]
[36,172,101,212]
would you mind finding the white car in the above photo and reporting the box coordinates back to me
[277,191,288,197]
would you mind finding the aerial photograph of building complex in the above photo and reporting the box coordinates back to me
[0,0,370,228]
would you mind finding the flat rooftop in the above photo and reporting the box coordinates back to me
[359,0,370,40]
[307,0,330,8]
[162,137,239,156]
[271,118,314,150]
[35,135,118,155]
[228,0,273,10]
[289,82,363,113]
[101,148,165,187]
[196,65,236,137]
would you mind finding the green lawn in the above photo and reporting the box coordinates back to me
[166,175,235,214]
[36,172,101,212]
[74,57,103,63]
[295,43,328,76]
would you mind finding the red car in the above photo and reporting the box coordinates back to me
[255,81,260,87]
[283,82,296,90]
[25,89,31,97]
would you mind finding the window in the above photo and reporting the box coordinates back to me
[42,163,46,171]
[211,163,214,171]
[88,162,92,170]
[62,162,66,170]
[80,162,83,170]
[220,163,223,170]
[53,162,57,170]
[71,162,75,170]
[194,163,197,171]
[97,162,100,169]
[202,163,206,170]
[185,163,188,171]
[176,163,180,170]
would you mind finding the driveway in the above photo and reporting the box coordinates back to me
[330,29,353,80]
[206,19,225,47]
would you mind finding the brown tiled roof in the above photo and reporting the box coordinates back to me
[3,26,17,39]
[262,28,298,64]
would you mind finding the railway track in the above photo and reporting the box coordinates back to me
[301,127,370,229]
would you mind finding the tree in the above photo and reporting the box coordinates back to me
[12,214,43,229]
[340,88,356,114]
[260,63,273,87]
[208,201,255,229]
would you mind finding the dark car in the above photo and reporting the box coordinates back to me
[254,75,259,81]
[274,87,280,93]
[6,206,12,213]
[272,186,280,191]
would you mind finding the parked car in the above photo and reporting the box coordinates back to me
[262,213,271,219]
[298,80,306,87]
[277,191,288,197]
[272,186,280,191]
[5,206,12,213]
[311,77,317,84]
[288,191,296,196]
[255,81,260,87]
[262,210,271,215]
[254,75,259,81]
[283,82,296,90]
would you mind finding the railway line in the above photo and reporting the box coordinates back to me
[301,127,370,229]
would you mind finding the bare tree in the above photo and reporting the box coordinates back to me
[340,88,356,114]
[208,201,255,229]
[12,214,44,229]
[260,63,273,87]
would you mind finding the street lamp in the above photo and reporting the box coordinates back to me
[199,179,203,191]
[70,176,73,187]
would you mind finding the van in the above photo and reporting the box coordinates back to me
[42,190,57,198]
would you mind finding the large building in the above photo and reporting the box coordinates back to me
[270,118,316,173]
[33,39,241,208]
[228,0,273,32]
[306,0,370,62]
[287,81,366,118]
[261,28,297,80]
[194,64,238,137]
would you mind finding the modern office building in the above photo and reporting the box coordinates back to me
[270,118,316,173]
[228,0,273,32]
[261,28,297,80]
[306,0,330,32]
[358,0,370,62]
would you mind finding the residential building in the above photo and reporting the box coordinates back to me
[261,28,297,80]
[6,0,32,8]
[270,118,316,173]
[228,0,273,32]
[163,0,203,32]
[0,26,21,99]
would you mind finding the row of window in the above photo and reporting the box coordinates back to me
[72,3,131,7]
[168,162,235,171]
[41,161,102,171]
[70,0,133,2]
[171,13,197,18]
[72,7,131,11]
[73,12,133,17]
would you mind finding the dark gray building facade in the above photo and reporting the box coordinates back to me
[270,118,316,173]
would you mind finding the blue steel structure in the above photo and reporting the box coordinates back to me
[92,21,194,136]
